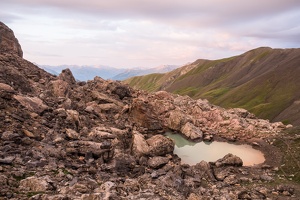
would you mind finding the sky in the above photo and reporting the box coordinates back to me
[1,0,300,68]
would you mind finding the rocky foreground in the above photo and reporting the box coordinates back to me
[0,22,299,199]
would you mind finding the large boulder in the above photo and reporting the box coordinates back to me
[146,135,174,156]
[214,153,243,167]
[13,95,48,114]
[167,110,189,131]
[147,156,169,169]
[50,80,70,97]
[130,98,162,130]
[131,131,150,156]
[58,68,76,85]
[0,22,23,57]
[181,122,203,140]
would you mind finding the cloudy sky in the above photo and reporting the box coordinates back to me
[1,0,300,68]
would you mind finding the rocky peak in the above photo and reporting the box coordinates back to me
[0,22,23,57]
[58,68,76,85]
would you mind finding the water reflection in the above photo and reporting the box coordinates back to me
[165,132,265,166]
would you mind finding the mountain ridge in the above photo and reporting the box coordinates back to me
[39,64,179,81]
[125,47,300,125]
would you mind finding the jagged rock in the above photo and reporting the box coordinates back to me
[146,135,174,156]
[130,98,162,130]
[19,176,53,192]
[131,131,150,156]
[167,110,188,131]
[58,68,76,85]
[213,167,235,181]
[50,80,70,97]
[111,85,131,100]
[214,153,243,167]
[91,91,123,107]
[181,122,203,140]
[88,127,115,140]
[13,95,48,114]
[193,161,216,181]
[66,109,80,128]
[0,22,23,57]
[223,174,238,185]
[147,156,169,169]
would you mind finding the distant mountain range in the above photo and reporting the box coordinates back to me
[39,64,179,81]
[124,47,300,126]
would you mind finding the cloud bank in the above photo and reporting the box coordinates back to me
[1,0,300,67]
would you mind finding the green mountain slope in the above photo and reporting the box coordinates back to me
[125,47,300,125]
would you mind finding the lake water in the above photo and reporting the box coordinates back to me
[165,132,265,166]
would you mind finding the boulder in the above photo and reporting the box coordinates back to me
[146,135,174,156]
[193,161,216,181]
[214,153,243,167]
[111,85,131,100]
[167,110,189,131]
[131,131,150,156]
[181,122,203,140]
[147,156,169,169]
[50,80,70,97]
[130,98,162,130]
[13,95,48,114]
[58,68,76,85]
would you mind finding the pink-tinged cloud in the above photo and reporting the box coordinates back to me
[1,0,299,68]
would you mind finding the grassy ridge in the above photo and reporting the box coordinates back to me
[124,47,300,125]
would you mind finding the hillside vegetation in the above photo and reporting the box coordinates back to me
[125,47,300,125]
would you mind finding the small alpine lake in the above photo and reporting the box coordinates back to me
[165,132,265,166]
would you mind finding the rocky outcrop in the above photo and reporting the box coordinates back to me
[0,22,23,57]
[0,22,297,199]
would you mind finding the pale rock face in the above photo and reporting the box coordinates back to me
[0,22,23,57]
[131,131,150,156]
[181,122,203,140]
[13,95,48,114]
